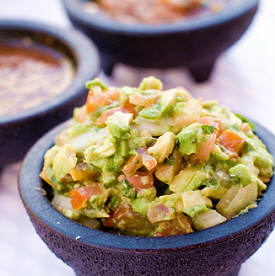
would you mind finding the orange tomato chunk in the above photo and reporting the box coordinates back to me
[86,91,110,114]
[127,174,154,192]
[70,184,101,210]
[218,129,245,153]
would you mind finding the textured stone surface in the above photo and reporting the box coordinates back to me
[28,211,275,276]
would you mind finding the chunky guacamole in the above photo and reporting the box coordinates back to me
[40,77,274,237]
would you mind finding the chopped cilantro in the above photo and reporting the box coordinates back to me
[201,125,216,135]
[235,113,255,130]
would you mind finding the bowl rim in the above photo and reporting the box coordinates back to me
[19,117,275,251]
[0,19,100,125]
[62,0,259,35]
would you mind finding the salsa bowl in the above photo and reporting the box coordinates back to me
[62,0,259,82]
[19,118,275,276]
[0,20,100,169]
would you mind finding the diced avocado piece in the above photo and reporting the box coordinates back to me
[252,175,267,195]
[52,144,77,182]
[155,150,182,184]
[132,198,150,216]
[192,209,226,231]
[83,208,109,219]
[86,78,107,90]
[211,145,229,161]
[181,190,212,209]
[202,100,217,110]
[40,146,59,185]
[121,180,136,198]
[148,132,176,163]
[106,111,133,139]
[150,194,181,209]
[137,187,157,201]
[100,168,117,185]
[170,168,206,193]
[201,186,227,200]
[120,86,137,105]
[229,164,251,186]
[177,123,203,155]
[174,102,185,115]
[216,183,257,219]
[159,90,177,115]
[254,152,274,178]
[139,76,163,90]
[68,123,90,139]
[139,106,160,120]
[119,140,129,157]
[84,138,116,162]
[184,204,208,218]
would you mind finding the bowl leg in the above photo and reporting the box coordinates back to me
[101,55,115,77]
[188,59,216,83]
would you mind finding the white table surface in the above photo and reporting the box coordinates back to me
[0,0,274,275]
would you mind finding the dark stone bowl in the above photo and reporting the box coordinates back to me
[0,20,100,169]
[62,0,259,82]
[19,119,275,276]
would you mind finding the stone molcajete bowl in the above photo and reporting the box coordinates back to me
[62,0,259,82]
[19,119,275,276]
[0,20,100,169]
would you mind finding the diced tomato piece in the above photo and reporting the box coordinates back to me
[199,116,222,136]
[153,214,193,237]
[218,129,245,153]
[86,91,111,114]
[191,134,216,163]
[147,204,174,223]
[129,93,159,107]
[70,184,101,210]
[95,107,131,125]
[137,148,157,172]
[103,203,153,235]
[127,173,154,192]
[103,204,131,228]
[122,100,136,114]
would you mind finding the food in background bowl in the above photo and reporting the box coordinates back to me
[40,77,274,237]
[84,0,229,24]
[0,41,74,117]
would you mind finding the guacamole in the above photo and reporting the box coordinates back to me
[40,77,274,237]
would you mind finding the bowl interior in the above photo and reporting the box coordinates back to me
[0,28,77,68]
[19,118,275,250]
[0,20,99,124]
